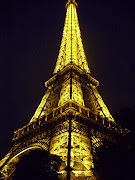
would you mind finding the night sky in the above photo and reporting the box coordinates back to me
[0,0,135,157]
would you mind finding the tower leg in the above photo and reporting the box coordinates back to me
[67,118,72,180]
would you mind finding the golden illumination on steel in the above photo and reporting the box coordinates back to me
[89,85,114,121]
[58,78,84,107]
[54,1,90,74]
[30,85,54,122]
[50,121,95,179]
[93,87,114,121]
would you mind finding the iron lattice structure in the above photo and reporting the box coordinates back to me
[0,0,129,179]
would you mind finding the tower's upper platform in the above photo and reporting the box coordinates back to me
[54,0,90,74]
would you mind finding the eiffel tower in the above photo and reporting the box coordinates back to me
[0,0,128,179]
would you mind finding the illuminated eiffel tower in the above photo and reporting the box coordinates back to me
[0,0,128,180]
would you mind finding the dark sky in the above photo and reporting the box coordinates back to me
[0,0,135,156]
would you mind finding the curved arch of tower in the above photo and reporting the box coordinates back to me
[0,0,127,180]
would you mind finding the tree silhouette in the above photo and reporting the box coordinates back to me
[95,107,135,180]
[114,107,135,131]
[13,150,61,180]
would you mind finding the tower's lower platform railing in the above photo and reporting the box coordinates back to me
[13,100,129,142]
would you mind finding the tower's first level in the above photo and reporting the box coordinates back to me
[0,100,125,180]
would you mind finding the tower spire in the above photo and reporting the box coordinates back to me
[54,0,90,74]
[65,0,78,8]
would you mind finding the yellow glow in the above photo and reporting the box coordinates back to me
[58,78,84,107]
[30,86,53,122]
[93,87,114,121]
[54,3,90,74]
[50,121,94,179]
